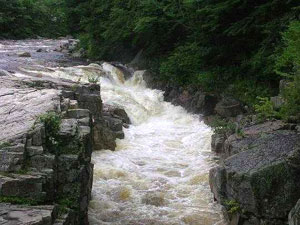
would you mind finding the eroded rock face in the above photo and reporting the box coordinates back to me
[289,199,300,225]
[210,130,300,225]
[0,75,99,224]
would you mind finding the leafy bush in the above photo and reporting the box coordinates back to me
[275,21,300,78]
[0,0,67,39]
[280,74,300,120]
[39,112,61,151]
[254,97,278,121]
[210,117,236,135]
[275,20,300,120]
[225,200,241,215]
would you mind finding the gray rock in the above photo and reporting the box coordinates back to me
[0,204,56,225]
[280,79,290,95]
[93,123,116,150]
[289,199,300,225]
[27,146,44,156]
[36,48,48,53]
[0,69,11,77]
[30,154,55,171]
[67,109,90,119]
[17,52,31,57]
[0,174,45,199]
[0,151,23,172]
[0,87,61,143]
[210,130,300,224]
[59,119,78,137]
[223,120,288,159]
[271,96,285,110]
[211,133,226,154]
[103,104,130,124]
[215,97,243,118]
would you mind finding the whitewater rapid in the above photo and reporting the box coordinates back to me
[88,64,225,225]
[17,56,225,225]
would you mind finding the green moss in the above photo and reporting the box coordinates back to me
[0,142,12,149]
[250,162,292,210]
[225,200,241,215]
[0,196,41,205]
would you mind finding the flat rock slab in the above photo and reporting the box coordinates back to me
[0,203,56,225]
[0,83,61,143]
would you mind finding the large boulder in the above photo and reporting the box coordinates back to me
[215,97,243,118]
[188,91,218,116]
[210,130,300,225]
[220,120,288,159]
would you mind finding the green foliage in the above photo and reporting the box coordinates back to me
[280,74,300,120]
[225,79,274,106]
[0,0,67,39]
[275,21,300,120]
[254,97,278,121]
[40,112,61,152]
[210,117,236,135]
[0,196,40,205]
[275,21,300,78]
[71,0,298,110]
[225,200,241,215]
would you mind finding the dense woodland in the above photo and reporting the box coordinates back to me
[0,0,299,119]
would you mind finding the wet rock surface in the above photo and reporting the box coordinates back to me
[133,52,300,225]
[210,125,300,225]
[0,204,56,225]
[0,39,129,224]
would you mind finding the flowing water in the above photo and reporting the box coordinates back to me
[88,64,225,225]
[1,39,225,225]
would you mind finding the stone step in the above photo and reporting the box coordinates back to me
[0,143,25,172]
[66,109,90,119]
[0,173,45,200]
[0,203,57,225]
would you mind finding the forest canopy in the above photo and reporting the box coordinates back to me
[1,0,299,110]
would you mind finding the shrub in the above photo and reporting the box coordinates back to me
[39,112,61,151]
[225,200,241,215]
[280,73,300,120]
[254,97,278,121]
[210,117,236,135]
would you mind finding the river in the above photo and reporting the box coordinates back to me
[0,39,225,225]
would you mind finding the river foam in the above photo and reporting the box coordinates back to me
[18,59,225,225]
[88,64,225,225]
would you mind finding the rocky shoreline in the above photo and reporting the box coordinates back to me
[140,70,300,225]
[0,39,129,225]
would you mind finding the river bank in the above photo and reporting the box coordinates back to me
[0,39,226,225]
[0,39,130,224]
[139,69,300,225]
